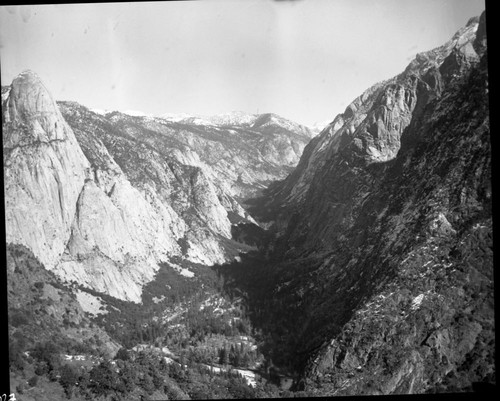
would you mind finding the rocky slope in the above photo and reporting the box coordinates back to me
[259,15,483,216]
[80,107,314,200]
[7,242,119,356]
[2,71,310,304]
[3,9,493,398]
[246,12,493,394]
[3,71,90,273]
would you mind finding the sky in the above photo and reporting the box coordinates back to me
[0,0,486,127]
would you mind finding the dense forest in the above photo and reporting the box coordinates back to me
[7,243,312,400]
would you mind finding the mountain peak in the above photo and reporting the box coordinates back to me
[465,15,480,27]
[3,69,72,147]
[10,69,48,99]
[14,69,42,84]
[7,69,62,120]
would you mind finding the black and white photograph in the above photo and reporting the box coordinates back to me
[1,0,494,399]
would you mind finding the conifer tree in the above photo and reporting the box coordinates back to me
[219,347,228,365]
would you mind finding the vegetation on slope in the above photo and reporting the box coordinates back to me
[7,243,304,399]
[218,44,493,395]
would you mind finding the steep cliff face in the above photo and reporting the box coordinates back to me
[247,13,493,394]
[261,16,481,217]
[2,73,176,302]
[3,71,311,303]
[2,71,90,270]
[2,70,313,304]
[57,101,265,269]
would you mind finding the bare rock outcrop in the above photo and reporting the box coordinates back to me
[3,71,311,303]
[243,12,492,394]
[3,71,90,270]
[2,73,238,302]
[260,16,481,215]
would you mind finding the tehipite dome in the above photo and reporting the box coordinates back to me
[3,70,90,271]
[3,70,71,147]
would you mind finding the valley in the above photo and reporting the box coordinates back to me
[4,9,494,400]
[3,69,312,399]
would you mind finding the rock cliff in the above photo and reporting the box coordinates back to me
[2,10,492,396]
[3,72,310,303]
[260,15,482,215]
[3,71,90,271]
[246,12,493,394]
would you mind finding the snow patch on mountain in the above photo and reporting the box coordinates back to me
[89,108,111,115]
[173,111,258,127]
[161,112,195,122]
[122,109,152,117]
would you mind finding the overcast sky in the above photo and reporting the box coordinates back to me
[0,0,486,126]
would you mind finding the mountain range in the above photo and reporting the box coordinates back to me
[3,75,313,303]
[3,10,494,399]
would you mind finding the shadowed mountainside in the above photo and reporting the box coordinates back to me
[225,12,494,395]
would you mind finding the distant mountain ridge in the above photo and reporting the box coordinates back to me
[90,108,320,138]
[72,105,314,200]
